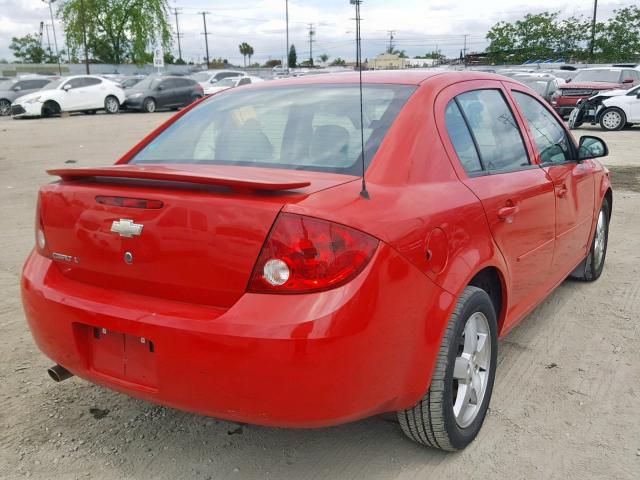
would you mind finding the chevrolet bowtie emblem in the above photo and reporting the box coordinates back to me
[110,219,143,238]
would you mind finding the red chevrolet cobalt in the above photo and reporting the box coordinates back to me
[22,71,612,451]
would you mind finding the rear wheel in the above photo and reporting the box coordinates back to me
[143,97,156,113]
[570,198,610,281]
[599,107,626,131]
[397,286,497,451]
[104,96,120,114]
[0,99,11,116]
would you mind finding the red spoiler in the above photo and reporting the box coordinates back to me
[47,165,312,191]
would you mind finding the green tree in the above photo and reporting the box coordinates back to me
[263,59,281,68]
[59,0,172,65]
[9,34,46,63]
[596,6,640,62]
[330,57,346,66]
[288,44,297,68]
[238,42,254,68]
[386,47,407,58]
[318,53,329,63]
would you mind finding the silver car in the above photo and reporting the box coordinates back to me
[0,77,55,116]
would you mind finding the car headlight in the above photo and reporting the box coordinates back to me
[127,92,142,99]
[23,96,42,104]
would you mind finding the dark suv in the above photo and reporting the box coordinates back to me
[551,67,640,117]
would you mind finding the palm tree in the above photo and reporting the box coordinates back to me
[238,42,254,68]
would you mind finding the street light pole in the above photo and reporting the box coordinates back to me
[590,0,598,62]
[79,0,90,73]
[42,0,62,75]
[285,0,290,71]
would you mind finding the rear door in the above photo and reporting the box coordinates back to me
[509,88,595,279]
[438,81,556,321]
[156,79,177,108]
[78,77,104,109]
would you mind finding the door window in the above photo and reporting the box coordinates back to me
[238,78,251,86]
[64,78,87,89]
[445,101,483,174]
[455,89,530,172]
[512,91,572,165]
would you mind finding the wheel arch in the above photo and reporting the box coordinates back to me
[466,265,508,335]
[42,99,61,115]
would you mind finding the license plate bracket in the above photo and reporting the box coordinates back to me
[88,327,158,388]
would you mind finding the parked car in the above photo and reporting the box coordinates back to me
[551,67,640,117]
[569,84,640,130]
[513,75,562,103]
[0,77,54,116]
[123,76,204,113]
[11,75,125,118]
[23,71,612,451]
[204,75,264,95]
[190,70,246,90]
[118,76,145,89]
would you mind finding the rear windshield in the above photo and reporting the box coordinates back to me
[130,84,415,174]
[572,69,622,83]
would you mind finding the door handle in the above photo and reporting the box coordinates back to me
[498,205,520,221]
[557,185,569,198]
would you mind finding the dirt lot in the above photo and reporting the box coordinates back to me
[0,113,639,480]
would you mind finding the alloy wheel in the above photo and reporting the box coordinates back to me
[593,209,606,268]
[452,311,491,428]
[105,97,119,113]
[0,100,10,116]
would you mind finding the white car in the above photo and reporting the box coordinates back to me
[190,70,246,93]
[11,75,125,118]
[595,84,640,130]
[204,75,264,95]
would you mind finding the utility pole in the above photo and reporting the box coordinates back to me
[39,22,44,48]
[285,0,289,71]
[435,43,439,67]
[79,0,90,73]
[589,0,598,61]
[44,24,52,54]
[173,8,183,62]
[308,23,315,66]
[42,0,62,75]
[201,12,211,69]
[387,30,395,53]
[463,34,469,67]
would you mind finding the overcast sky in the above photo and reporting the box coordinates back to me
[0,0,636,65]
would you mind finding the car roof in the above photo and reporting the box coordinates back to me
[261,70,515,87]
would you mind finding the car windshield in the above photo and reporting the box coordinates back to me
[131,84,415,174]
[572,69,622,83]
[520,80,549,95]
[191,72,211,82]
[130,77,162,90]
[216,78,238,87]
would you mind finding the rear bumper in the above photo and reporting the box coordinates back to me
[21,245,454,427]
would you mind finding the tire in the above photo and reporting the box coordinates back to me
[0,99,10,116]
[570,198,610,281]
[142,98,156,113]
[104,95,120,114]
[191,94,203,104]
[599,107,626,131]
[397,286,498,451]
[41,101,61,117]
[84,110,97,115]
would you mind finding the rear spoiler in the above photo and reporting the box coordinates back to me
[47,165,312,192]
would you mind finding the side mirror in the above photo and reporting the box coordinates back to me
[63,84,71,91]
[157,84,164,90]
[566,78,572,83]
[210,79,218,84]
[578,136,608,161]
[13,86,21,92]
[623,78,634,84]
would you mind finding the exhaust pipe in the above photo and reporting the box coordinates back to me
[47,364,73,382]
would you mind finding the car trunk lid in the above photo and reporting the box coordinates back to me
[40,165,357,308]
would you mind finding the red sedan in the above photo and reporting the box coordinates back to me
[22,71,612,451]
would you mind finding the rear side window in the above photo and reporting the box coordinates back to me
[238,78,251,86]
[84,77,102,87]
[512,92,572,165]
[130,84,415,175]
[456,89,529,172]
[445,101,483,174]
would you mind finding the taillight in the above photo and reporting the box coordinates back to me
[248,213,378,293]
[35,193,50,258]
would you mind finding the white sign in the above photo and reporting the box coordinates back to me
[153,47,164,68]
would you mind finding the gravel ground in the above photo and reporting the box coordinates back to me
[0,113,639,480]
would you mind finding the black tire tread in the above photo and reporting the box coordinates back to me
[570,198,610,282]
